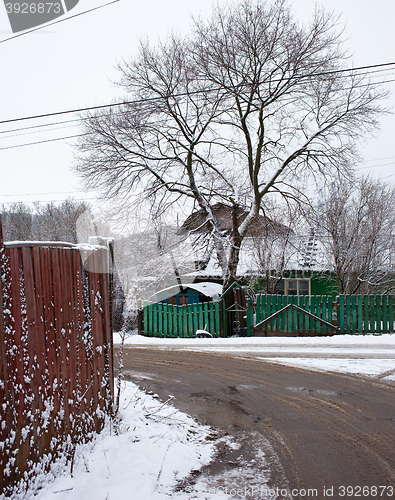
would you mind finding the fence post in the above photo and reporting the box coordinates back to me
[246,300,253,337]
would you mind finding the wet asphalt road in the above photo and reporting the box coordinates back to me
[117,347,395,499]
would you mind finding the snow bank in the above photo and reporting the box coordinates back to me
[2,382,215,500]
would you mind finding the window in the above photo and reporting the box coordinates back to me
[275,278,310,296]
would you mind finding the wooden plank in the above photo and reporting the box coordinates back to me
[328,298,333,334]
[363,295,370,333]
[173,304,178,338]
[193,303,199,335]
[33,247,52,458]
[304,295,310,334]
[369,295,375,333]
[256,295,261,325]
[177,306,185,337]
[153,303,158,337]
[158,303,163,337]
[143,303,148,335]
[198,303,204,330]
[215,301,220,337]
[316,296,322,335]
[310,296,316,334]
[338,295,345,333]
[345,295,351,334]
[73,249,90,431]
[357,295,363,333]
[180,305,186,337]
[203,303,209,332]
[321,296,327,335]
[376,295,382,334]
[188,305,193,337]
[389,296,394,333]
[382,295,388,334]
[167,304,173,337]
[209,302,215,336]
[351,295,357,333]
[163,304,168,337]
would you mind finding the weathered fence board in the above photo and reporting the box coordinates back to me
[0,219,114,495]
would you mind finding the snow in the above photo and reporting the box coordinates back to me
[150,282,223,303]
[114,331,395,381]
[4,382,216,500]
[5,332,394,499]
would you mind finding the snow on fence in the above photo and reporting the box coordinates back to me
[0,218,114,495]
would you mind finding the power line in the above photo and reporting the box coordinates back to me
[1,69,394,138]
[357,161,395,170]
[0,134,86,151]
[0,197,96,205]
[0,117,82,135]
[0,0,120,44]
[0,61,394,127]
[363,156,395,162]
[0,190,87,197]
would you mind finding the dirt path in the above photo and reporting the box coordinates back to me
[117,347,395,499]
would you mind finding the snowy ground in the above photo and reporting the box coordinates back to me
[115,331,395,382]
[7,332,394,500]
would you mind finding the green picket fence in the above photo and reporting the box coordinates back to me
[142,301,221,338]
[338,294,394,334]
[254,294,336,335]
[141,294,395,338]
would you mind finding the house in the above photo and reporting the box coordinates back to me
[150,282,222,305]
[177,205,339,297]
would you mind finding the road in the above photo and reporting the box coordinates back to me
[117,347,395,499]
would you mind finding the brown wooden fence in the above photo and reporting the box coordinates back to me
[0,218,114,495]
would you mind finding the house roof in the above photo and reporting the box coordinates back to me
[177,203,290,236]
[181,232,334,280]
[151,282,223,303]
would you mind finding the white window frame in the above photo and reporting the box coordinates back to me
[284,278,311,296]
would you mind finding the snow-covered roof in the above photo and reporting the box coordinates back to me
[151,282,223,303]
[182,232,334,279]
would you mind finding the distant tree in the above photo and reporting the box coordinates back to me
[1,199,90,243]
[75,0,388,292]
[316,176,395,294]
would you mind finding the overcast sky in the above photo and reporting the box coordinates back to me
[0,0,394,211]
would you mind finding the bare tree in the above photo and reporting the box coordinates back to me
[1,200,90,243]
[75,0,388,292]
[316,176,395,294]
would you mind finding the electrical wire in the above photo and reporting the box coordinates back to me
[0,134,86,150]
[0,61,394,127]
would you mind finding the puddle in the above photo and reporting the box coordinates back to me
[237,384,258,391]
[286,386,340,397]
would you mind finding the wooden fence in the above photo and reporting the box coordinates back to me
[338,294,394,334]
[254,294,395,336]
[142,301,221,337]
[140,293,395,338]
[0,219,113,495]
